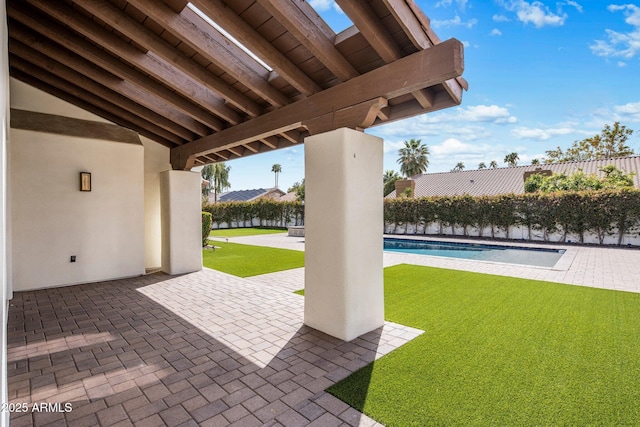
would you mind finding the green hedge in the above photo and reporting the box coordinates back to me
[202,199,304,228]
[384,188,640,245]
[201,212,212,247]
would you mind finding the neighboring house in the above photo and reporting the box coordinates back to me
[387,156,640,198]
[213,187,285,203]
[278,191,299,202]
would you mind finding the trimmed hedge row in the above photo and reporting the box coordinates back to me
[384,189,640,245]
[202,199,304,228]
[201,212,212,246]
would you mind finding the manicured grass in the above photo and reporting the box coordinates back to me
[209,227,286,238]
[328,264,640,426]
[203,241,303,277]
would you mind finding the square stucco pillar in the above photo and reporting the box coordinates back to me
[160,170,202,275]
[304,127,384,342]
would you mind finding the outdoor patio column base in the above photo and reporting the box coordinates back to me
[160,170,202,275]
[304,128,384,342]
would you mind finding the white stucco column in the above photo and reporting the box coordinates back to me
[160,170,202,275]
[304,127,384,341]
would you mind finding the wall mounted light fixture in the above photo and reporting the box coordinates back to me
[80,172,91,191]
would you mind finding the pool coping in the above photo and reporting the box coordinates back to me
[383,234,576,271]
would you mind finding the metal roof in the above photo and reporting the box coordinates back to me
[387,156,640,198]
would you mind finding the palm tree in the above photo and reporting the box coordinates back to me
[397,139,429,178]
[201,164,214,197]
[504,152,519,167]
[478,162,487,169]
[211,162,231,203]
[489,160,498,169]
[531,158,540,165]
[451,162,465,172]
[271,164,282,189]
[383,170,401,196]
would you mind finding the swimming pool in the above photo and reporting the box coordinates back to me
[384,238,566,267]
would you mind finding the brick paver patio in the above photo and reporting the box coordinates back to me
[9,233,640,426]
[7,268,422,426]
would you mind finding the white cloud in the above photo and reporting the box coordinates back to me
[458,105,518,124]
[432,15,478,28]
[491,28,503,36]
[493,14,510,22]
[614,102,640,122]
[499,0,568,27]
[431,138,490,155]
[563,1,583,12]
[590,4,640,59]
[618,61,628,66]
[436,0,470,10]
[512,126,576,141]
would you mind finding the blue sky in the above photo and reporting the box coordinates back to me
[220,0,640,192]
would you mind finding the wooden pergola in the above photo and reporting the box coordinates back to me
[6,0,466,170]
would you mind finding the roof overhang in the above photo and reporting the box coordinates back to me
[7,0,467,169]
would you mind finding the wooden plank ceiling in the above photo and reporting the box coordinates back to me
[6,0,467,170]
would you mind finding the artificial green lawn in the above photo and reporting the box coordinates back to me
[208,227,286,238]
[202,241,303,277]
[327,264,640,426]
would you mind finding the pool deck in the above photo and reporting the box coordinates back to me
[7,232,639,426]
[218,233,640,294]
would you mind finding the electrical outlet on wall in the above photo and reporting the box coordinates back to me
[70,256,76,263]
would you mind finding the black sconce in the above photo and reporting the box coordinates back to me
[80,172,91,191]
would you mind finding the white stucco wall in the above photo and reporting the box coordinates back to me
[160,170,202,275]
[9,78,110,123]
[10,129,145,290]
[9,78,171,278]
[304,128,384,341]
[1,0,11,421]
[143,136,170,269]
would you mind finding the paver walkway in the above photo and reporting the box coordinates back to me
[7,268,421,426]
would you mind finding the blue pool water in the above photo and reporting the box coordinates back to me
[384,238,566,267]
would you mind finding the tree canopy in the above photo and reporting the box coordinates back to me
[545,122,635,163]
[451,162,465,172]
[203,162,231,203]
[397,139,429,178]
[524,165,635,193]
[383,170,401,197]
[271,163,282,188]
[504,152,519,167]
[288,179,305,201]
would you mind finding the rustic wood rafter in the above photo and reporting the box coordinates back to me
[7,0,466,167]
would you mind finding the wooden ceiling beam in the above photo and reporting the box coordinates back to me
[171,38,464,169]
[9,50,186,145]
[9,68,176,147]
[189,0,322,97]
[226,146,243,157]
[335,1,436,111]
[243,142,261,153]
[259,137,278,149]
[74,0,254,121]
[280,130,303,144]
[126,0,288,107]
[68,1,227,130]
[15,1,212,136]
[257,0,359,82]
[381,0,467,104]
[335,0,402,63]
[380,0,432,50]
[8,25,199,141]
